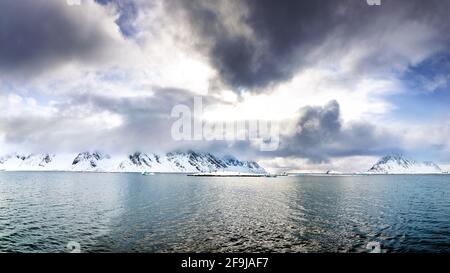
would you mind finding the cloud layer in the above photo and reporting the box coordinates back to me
[1,0,450,171]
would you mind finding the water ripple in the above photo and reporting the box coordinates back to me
[0,172,449,253]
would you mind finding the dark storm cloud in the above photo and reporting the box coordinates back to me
[292,101,342,148]
[168,0,347,89]
[271,101,401,162]
[0,0,122,78]
[168,0,450,90]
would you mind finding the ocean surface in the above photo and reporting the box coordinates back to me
[0,172,449,253]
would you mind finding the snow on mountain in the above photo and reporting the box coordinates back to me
[367,154,443,174]
[0,153,56,171]
[0,153,80,171]
[0,151,266,173]
[70,151,122,172]
[118,151,265,173]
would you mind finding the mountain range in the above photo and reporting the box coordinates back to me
[0,151,266,173]
[0,152,445,174]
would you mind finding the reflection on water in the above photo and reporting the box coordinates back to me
[0,172,449,253]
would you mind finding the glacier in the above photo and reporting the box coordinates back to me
[0,151,266,174]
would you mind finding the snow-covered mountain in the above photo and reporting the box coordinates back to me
[0,151,266,174]
[0,153,62,170]
[367,154,443,174]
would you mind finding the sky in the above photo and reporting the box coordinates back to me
[1,0,450,172]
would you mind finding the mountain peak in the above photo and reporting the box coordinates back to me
[368,155,442,174]
[72,151,111,168]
